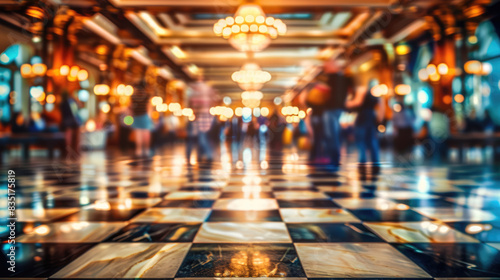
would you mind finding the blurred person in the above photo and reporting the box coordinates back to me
[163,113,179,145]
[346,79,383,164]
[322,59,352,166]
[130,81,153,157]
[257,113,269,147]
[268,110,285,152]
[117,106,132,152]
[187,75,217,162]
[60,89,82,157]
[428,106,450,159]
[393,104,416,153]
[305,77,329,163]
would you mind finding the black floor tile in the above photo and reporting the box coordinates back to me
[154,199,215,208]
[287,223,384,242]
[208,210,282,222]
[175,243,306,277]
[394,243,500,277]
[278,199,340,208]
[349,209,433,222]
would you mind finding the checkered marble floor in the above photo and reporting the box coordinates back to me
[1,147,500,279]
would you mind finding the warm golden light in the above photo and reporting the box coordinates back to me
[151,96,163,106]
[454,94,464,103]
[60,65,70,76]
[232,63,271,91]
[242,98,260,108]
[395,84,411,95]
[46,94,56,104]
[94,84,110,95]
[464,60,482,74]
[429,73,441,82]
[395,44,411,56]
[468,35,478,44]
[213,3,286,52]
[426,64,437,75]
[437,63,449,75]
[418,69,429,81]
[124,85,134,96]
[241,90,263,100]
[70,66,79,77]
[101,103,111,113]
[370,84,388,97]
[32,63,47,76]
[260,107,269,117]
[34,225,50,235]
[85,120,96,132]
[20,64,32,77]
[77,69,88,81]
[170,46,186,59]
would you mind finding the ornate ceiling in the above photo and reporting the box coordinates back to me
[0,0,497,100]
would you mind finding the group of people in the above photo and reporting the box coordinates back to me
[306,60,384,166]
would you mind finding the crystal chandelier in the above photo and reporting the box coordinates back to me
[232,62,271,91]
[213,3,286,52]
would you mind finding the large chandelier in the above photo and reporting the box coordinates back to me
[213,3,286,52]
[232,62,271,91]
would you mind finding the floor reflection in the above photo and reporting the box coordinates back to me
[1,145,500,278]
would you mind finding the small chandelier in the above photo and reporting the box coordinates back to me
[232,62,271,91]
[241,90,263,108]
[213,3,286,52]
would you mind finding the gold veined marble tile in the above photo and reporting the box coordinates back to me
[295,243,431,278]
[17,222,126,243]
[51,243,191,278]
[414,208,497,222]
[183,181,228,188]
[333,198,398,209]
[90,197,162,209]
[0,208,79,222]
[194,222,291,243]
[280,209,360,223]
[174,277,307,280]
[165,191,221,200]
[125,186,181,193]
[223,186,273,192]
[364,222,479,243]
[132,208,211,223]
[213,199,279,210]
[270,181,313,188]
[274,191,329,200]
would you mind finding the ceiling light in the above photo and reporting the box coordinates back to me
[214,3,286,52]
[170,46,186,59]
[241,90,263,100]
[232,63,271,91]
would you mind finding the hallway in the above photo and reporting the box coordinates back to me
[2,146,500,278]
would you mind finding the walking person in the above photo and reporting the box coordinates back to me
[322,59,352,166]
[393,104,416,154]
[187,75,217,163]
[60,89,82,158]
[305,76,329,163]
[130,81,153,157]
[346,79,384,164]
